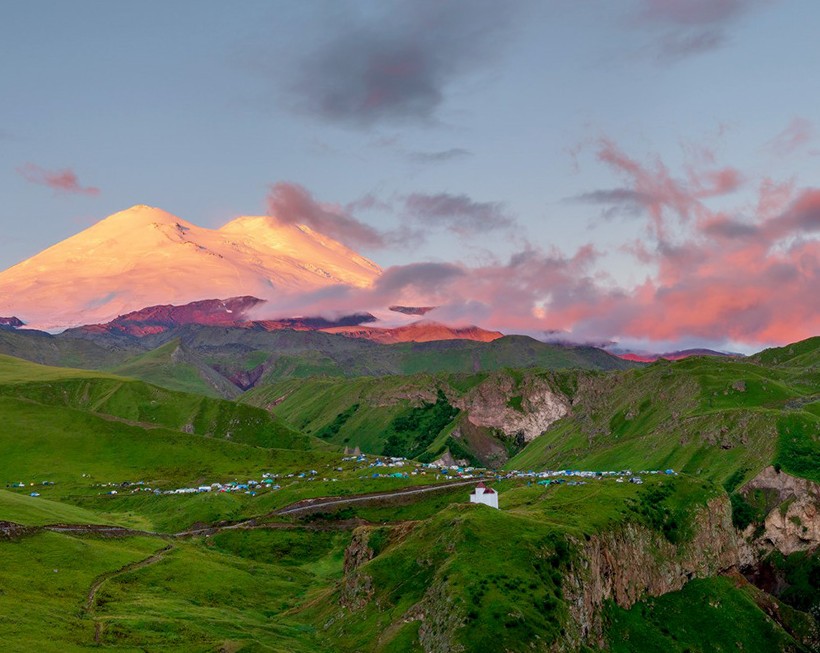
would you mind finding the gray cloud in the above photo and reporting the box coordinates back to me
[267,182,385,249]
[634,0,772,62]
[700,217,759,238]
[775,189,820,234]
[283,0,518,127]
[406,148,472,163]
[17,163,100,196]
[375,261,465,294]
[569,187,657,220]
[403,192,514,235]
[655,28,725,61]
[639,0,760,26]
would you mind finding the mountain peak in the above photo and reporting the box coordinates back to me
[99,204,183,226]
[0,206,381,331]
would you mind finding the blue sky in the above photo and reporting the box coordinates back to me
[1,1,818,350]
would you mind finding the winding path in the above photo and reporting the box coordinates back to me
[2,478,485,540]
[83,544,174,643]
[272,478,484,516]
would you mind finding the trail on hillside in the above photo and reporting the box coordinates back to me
[1,478,485,541]
[272,478,483,516]
[83,544,174,643]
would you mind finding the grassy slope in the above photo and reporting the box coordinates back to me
[510,347,820,485]
[0,353,309,450]
[0,395,326,495]
[0,532,164,652]
[0,340,817,650]
[91,530,351,652]
[0,328,138,369]
[0,473,812,651]
[246,347,820,482]
[109,339,241,399]
[296,476,724,652]
[115,329,636,389]
[245,375,436,454]
[0,489,113,526]
[0,354,342,532]
[244,369,580,461]
[605,576,814,652]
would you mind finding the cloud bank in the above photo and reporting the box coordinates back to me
[259,136,819,351]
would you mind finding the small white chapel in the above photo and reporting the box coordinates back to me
[469,482,499,509]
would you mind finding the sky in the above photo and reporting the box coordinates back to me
[1,0,819,352]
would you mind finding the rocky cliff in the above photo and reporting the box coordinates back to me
[0,317,24,329]
[453,373,570,443]
[741,466,820,556]
[562,495,740,649]
[560,469,820,650]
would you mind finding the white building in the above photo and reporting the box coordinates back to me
[469,482,499,509]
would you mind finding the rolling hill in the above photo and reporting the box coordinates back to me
[0,340,817,652]
[0,322,638,397]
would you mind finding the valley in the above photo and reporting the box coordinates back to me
[0,330,818,651]
[5,4,819,650]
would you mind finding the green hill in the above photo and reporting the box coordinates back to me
[243,369,583,466]
[1,326,638,398]
[509,354,820,486]
[0,353,307,450]
[0,341,818,652]
[109,339,242,398]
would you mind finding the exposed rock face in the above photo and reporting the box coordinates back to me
[0,520,35,539]
[562,496,740,649]
[389,305,436,316]
[448,417,510,468]
[323,321,502,344]
[404,579,466,653]
[430,450,468,468]
[762,498,820,555]
[72,296,377,338]
[453,374,569,443]
[340,527,375,610]
[741,466,820,555]
[0,317,24,329]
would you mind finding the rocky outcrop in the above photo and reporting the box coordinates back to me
[0,317,24,329]
[339,527,375,610]
[323,321,502,344]
[760,498,820,555]
[404,579,466,653]
[453,374,570,443]
[430,450,468,468]
[72,296,378,339]
[562,496,740,649]
[741,466,820,556]
[0,520,36,539]
[448,417,510,468]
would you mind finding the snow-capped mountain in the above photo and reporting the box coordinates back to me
[0,205,381,330]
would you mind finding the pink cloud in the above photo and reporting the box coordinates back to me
[767,117,814,157]
[256,133,818,351]
[17,163,100,196]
